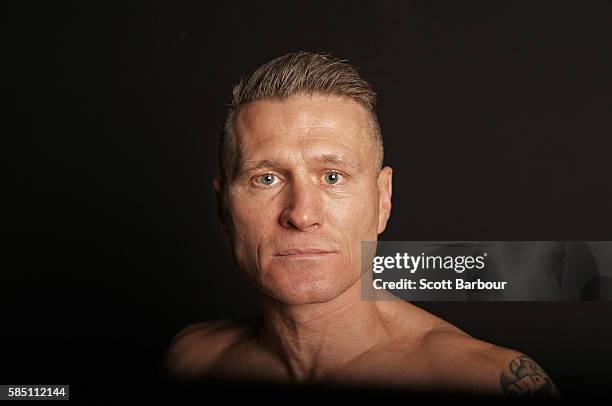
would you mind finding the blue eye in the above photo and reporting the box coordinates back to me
[324,171,341,184]
[258,174,276,185]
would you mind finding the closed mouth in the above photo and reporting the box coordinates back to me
[274,248,338,257]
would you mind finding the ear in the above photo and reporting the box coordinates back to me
[213,176,230,236]
[376,166,393,235]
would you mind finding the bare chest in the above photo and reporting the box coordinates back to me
[210,339,433,389]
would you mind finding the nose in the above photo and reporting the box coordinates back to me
[280,176,324,231]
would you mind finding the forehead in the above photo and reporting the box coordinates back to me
[233,94,371,161]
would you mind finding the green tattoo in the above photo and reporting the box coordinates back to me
[500,354,561,398]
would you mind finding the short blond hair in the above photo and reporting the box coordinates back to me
[219,51,383,182]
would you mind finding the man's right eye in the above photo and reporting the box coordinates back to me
[255,173,278,186]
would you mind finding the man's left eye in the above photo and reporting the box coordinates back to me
[323,171,342,184]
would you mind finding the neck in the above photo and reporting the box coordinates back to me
[258,281,390,382]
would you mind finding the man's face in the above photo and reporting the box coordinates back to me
[216,94,392,305]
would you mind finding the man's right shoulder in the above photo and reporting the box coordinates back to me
[162,319,242,380]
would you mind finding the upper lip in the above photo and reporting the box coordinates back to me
[274,248,337,256]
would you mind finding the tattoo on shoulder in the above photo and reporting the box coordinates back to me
[500,354,561,399]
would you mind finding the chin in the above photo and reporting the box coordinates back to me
[256,259,357,305]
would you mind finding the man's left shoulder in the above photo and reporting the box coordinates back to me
[419,328,562,398]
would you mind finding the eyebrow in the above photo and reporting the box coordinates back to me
[236,159,276,176]
[236,153,362,177]
[318,153,362,170]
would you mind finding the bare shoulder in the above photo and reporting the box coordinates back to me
[417,327,562,398]
[381,302,561,398]
[162,318,255,380]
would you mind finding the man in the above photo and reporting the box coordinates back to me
[163,51,561,398]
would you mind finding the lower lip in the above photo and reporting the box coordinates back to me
[274,252,336,260]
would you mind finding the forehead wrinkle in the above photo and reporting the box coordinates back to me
[235,124,368,177]
[268,124,339,138]
[233,98,376,177]
[236,98,365,142]
[239,118,365,151]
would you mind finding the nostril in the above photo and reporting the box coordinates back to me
[279,188,324,231]
[280,207,323,231]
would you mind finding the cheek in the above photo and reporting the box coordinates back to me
[328,186,379,237]
[228,199,269,264]
[230,194,272,231]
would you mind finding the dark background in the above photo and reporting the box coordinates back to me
[5,0,612,400]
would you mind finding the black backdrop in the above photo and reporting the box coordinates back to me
[6,0,612,400]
